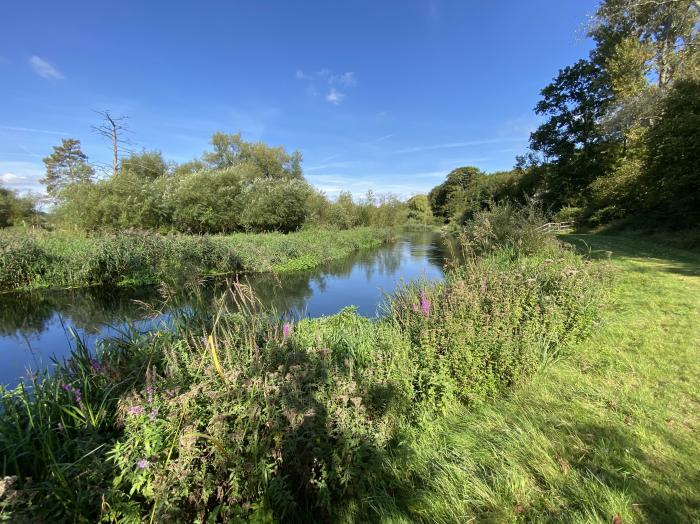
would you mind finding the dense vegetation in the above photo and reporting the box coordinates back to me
[0,187,39,228]
[14,132,429,234]
[0,208,604,521]
[0,227,392,293]
[428,0,699,231]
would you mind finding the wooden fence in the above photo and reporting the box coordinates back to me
[537,221,575,233]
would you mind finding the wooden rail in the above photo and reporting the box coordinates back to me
[537,221,575,233]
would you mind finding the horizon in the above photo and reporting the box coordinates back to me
[2,0,597,198]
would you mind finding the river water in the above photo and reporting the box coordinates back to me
[0,232,457,387]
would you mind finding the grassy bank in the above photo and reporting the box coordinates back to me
[0,227,392,293]
[0,231,602,522]
[348,234,700,523]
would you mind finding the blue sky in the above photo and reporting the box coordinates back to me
[1,0,597,198]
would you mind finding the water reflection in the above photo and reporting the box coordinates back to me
[0,232,454,387]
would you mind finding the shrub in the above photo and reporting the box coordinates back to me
[460,201,558,257]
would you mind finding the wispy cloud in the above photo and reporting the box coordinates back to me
[306,171,445,198]
[330,72,356,87]
[28,56,64,79]
[0,125,68,136]
[326,88,345,105]
[296,68,356,104]
[393,137,523,154]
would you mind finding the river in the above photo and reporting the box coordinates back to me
[0,231,457,387]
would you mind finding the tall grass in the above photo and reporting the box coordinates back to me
[0,218,604,521]
[0,227,392,293]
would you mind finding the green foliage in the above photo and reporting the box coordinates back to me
[406,194,435,225]
[459,201,559,258]
[0,227,392,293]
[119,150,168,180]
[239,178,311,232]
[0,232,603,522]
[643,76,700,226]
[50,132,414,234]
[428,166,484,221]
[41,138,95,200]
[424,0,698,232]
[0,187,38,228]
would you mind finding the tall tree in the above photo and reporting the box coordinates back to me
[41,139,95,199]
[590,0,699,90]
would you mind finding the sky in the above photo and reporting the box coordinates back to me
[0,0,598,198]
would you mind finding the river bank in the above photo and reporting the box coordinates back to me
[0,227,393,293]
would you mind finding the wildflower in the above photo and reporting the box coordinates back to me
[137,459,150,469]
[282,323,292,340]
[150,408,159,421]
[146,386,154,404]
[62,383,83,407]
[127,405,145,416]
[420,290,431,318]
[89,359,105,374]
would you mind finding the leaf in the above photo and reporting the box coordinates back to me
[208,334,226,382]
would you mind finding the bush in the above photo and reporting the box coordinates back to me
[460,201,558,257]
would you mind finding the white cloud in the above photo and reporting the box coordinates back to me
[28,56,65,79]
[0,173,27,185]
[296,69,356,103]
[326,88,345,105]
[0,162,45,194]
[295,69,311,80]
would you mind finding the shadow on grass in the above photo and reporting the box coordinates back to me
[562,234,700,279]
[563,421,700,523]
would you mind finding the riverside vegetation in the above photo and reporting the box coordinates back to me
[0,206,606,522]
[0,227,392,293]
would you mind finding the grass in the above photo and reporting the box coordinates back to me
[347,233,700,523]
[0,227,393,293]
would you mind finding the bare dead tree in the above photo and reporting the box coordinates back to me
[92,110,132,177]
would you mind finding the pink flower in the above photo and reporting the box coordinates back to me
[137,459,149,469]
[420,290,431,318]
[127,406,145,416]
[283,323,292,340]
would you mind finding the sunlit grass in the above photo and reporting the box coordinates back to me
[347,234,700,523]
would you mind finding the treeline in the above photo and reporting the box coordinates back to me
[4,133,434,233]
[429,0,699,229]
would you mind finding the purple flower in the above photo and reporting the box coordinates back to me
[89,359,105,374]
[149,408,159,421]
[282,323,292,340]
[137,459,150,469]
[146,386,154,404]
[127,405,145,416]
[62,383,83,407]
[420,290,431,318]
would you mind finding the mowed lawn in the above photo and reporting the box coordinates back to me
[362,234,700,523]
